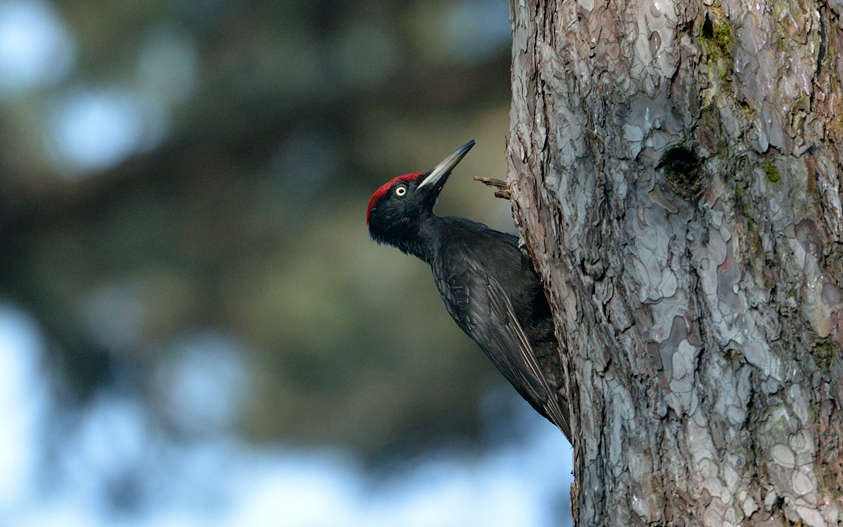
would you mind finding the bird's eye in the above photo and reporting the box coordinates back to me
[395,185,407,196]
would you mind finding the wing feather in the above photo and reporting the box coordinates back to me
[433,239,570,439]
[486,276,570,437]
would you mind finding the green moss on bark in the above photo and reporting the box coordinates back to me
[698,13,735,86]
[764,163,780,183]
[812,339,838,372]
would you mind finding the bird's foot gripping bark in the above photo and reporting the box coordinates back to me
[473,176,511,200]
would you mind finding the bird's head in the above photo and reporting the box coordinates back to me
[366,139,475,250]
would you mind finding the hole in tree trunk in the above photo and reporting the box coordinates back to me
[658,146,704,201]
[702,12,714,39]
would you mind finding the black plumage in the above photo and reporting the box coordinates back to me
[366,140,570,439]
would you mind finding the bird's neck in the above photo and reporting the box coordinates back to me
[393,214,444,264]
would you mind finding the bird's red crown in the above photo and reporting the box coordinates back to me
[365,172,424,228]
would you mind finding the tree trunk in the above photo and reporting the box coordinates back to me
[507,0,843,525]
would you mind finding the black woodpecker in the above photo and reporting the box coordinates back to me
[366,140,570,440]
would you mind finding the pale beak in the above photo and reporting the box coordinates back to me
[416,139,476,194]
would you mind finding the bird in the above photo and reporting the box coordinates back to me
[366,139,570,440]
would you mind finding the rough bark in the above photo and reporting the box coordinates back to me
[507,0,843,525]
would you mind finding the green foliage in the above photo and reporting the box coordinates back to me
[0,0,515,458]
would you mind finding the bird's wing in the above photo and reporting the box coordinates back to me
[435,240,570,439]
[485,275,571,439]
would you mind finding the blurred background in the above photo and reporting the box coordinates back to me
[0,0,573,525]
